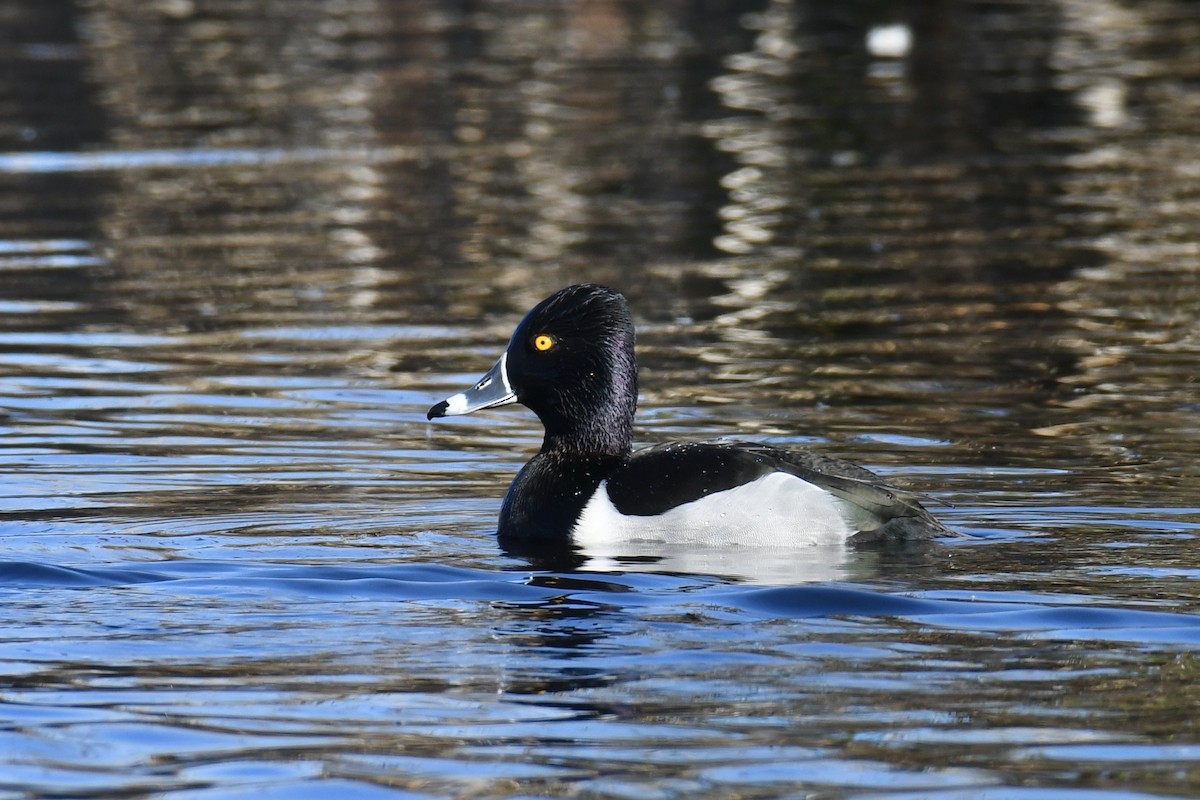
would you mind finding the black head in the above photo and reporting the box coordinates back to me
[428,284,638,455]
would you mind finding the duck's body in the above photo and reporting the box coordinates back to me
[501,441,947,547]
[427,284,953,549]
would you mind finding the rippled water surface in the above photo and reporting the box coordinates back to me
[2,1,1199,798]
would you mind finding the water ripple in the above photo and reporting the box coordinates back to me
[3,559,1198,645]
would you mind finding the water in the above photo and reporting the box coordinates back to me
[2,0,1199,797]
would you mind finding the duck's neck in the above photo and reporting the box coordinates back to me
[541,409,633,458]
[538,378,636,457]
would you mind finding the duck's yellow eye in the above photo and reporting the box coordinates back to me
[532,333,556,352]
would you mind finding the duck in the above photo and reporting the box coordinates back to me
[427,283,955,551]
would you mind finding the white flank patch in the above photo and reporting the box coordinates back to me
[572,472,855,551]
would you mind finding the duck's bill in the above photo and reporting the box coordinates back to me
[427,353,517,419]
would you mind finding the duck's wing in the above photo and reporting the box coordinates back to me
[721,442,959,541]
[607,441,958,541]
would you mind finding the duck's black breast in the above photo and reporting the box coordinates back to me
[497,450,623,542]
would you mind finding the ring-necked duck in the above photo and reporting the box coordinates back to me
[428,284,954,548]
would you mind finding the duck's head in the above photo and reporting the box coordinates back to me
[428,284,638,454]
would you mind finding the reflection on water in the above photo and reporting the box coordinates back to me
[2,0,1199,798]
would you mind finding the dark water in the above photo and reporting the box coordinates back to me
[2,0,1199,797]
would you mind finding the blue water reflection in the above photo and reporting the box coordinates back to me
[4,555,1198,797]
